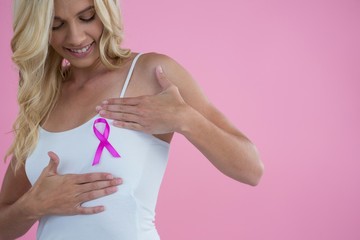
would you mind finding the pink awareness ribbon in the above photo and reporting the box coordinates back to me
[92,118,121,165]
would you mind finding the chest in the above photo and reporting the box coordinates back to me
[43,76,124,131]
[42,70,158,132]
[27,121,169,184]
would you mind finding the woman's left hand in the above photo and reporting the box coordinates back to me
[96,66,189,134]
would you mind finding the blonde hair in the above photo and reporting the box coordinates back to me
[5,0,131,172]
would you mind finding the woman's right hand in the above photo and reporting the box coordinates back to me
[24,151,122,218]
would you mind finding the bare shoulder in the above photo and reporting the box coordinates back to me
[138,52,192,85]
[135,52,210,106]
[138,52,178,68]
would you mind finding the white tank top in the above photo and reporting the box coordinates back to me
[25,53,170,240]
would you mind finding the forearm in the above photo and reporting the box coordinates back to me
[178,107,264,185]
[0,194,38,240]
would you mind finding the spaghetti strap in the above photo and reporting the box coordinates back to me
[119,53,143,98]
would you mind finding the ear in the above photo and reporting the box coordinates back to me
[155,65,173,90]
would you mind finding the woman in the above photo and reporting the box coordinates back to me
[0,0,264,239]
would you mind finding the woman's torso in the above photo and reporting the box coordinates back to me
[25,53,171,240]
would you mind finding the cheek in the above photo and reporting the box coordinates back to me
[92,21,104,41]
[49,39,66,58]
[50,34,64,51]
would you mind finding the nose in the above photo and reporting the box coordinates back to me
[65,22,86,47]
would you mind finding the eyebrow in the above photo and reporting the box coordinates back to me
[54,6,95,20]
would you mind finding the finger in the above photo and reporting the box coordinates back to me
[104,97,143,106]
[113,121,144,131]
[99,110,140,122]
[77,186,118,203]
[76,205,105,215]
[156,65,172,90]
[78,178,123,193]
[46,151,60,176]
[73,172,115,184]
[100,104,139,115]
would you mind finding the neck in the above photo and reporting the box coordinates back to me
[66,59,110,87]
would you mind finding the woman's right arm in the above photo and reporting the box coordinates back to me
[0,152,122,240]
[0,158,35,240]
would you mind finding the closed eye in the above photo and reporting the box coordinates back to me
[80,13,96,22]
[52,21,64,31]
[51,6,96,31]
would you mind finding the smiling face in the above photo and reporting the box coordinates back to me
[50,0,104,69]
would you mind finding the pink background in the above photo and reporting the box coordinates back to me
[1,0,360,239]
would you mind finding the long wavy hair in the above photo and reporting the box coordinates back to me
[5,0,131,172]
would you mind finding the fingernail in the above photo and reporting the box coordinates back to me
[106,174,114,180]
[99,110,106,115]
[95,106,102,111]
[102,100,109,105]
[115,178,123,184]
[157,65,163,74]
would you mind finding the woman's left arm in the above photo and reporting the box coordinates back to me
[98,53,264,186]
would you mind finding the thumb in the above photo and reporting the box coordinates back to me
[155,65,172,90]
[46,151,60,176]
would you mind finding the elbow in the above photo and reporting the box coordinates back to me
[233,143,264,186]
[246,159,264,186]
[246,143,264,186]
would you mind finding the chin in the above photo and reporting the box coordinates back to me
[67,57,100,69]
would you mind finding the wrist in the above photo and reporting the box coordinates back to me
[175,104,201,136]
[16,189,43,221]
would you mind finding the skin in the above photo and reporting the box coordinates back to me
[0,0,264,239]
